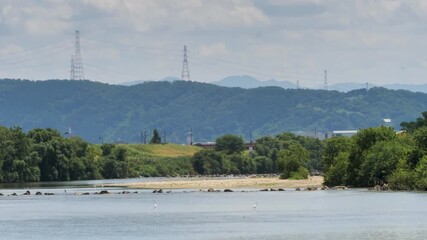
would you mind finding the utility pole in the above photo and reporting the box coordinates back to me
[187,128,193,145]
[181,45,190,81]
[249,125,253,144]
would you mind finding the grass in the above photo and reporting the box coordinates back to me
[118,143,201,158]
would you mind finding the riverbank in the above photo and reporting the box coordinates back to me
[107,176,324,190]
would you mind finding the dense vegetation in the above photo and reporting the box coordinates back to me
[192,133,322,180]
[1,111,427,190]
[323,112,427,190]
[0,125,322,183]
[0,126,200,183]
[2,79,427,143]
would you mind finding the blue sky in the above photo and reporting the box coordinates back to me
[1,0,427,87]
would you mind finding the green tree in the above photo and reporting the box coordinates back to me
[324,152,349,187]
[150,129,162,144]
[347,126,396,186]
[360,139,411,186]
[415,155,427,190]
[322,136,352,173]
[253,156,273,174]
[401,111,427,133]
[192,149,224,175]
[215,134,245,154]
[277,143,309,179]
[388,158,415,190]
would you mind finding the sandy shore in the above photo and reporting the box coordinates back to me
[108,176,324,190]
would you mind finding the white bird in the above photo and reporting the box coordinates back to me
[153,201,158,209]
[252,202,257,210]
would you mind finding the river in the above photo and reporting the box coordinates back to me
[0,179,426,240]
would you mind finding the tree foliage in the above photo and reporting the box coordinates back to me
[150,129,162,144]
[321,115,427,191]
[215,134,245,155]
[2,79,427,143]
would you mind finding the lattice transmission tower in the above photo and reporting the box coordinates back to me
[70,55,75,80]
[181,45,190,81]
[324,70,328,90]
[71,30,84,80]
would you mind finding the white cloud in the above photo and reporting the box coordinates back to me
[82,0,269,32]
[198,43,228,57]
[255,44,287,58]
[0,44,25,57]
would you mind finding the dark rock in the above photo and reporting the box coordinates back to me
[207,188,215,192]
[133,191,138,194]
[260,188,269,192]
[11,193,17,196]
[369,184,389,191]
[35,192,42,196]
[82,192,90,195]
[332,186,347,190]
[224,189,233,192]
[278,188,285,191]
[157,189,163,193]
[270,188,277,191]
[44,193,54,195]
[304,187,317,191]
[295,188,301,191]
[0,193,3,196]
[122,191,131,194]
[99,190,109,194]
[23,190,31,195]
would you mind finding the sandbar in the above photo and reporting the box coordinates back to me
[108,176,324,190]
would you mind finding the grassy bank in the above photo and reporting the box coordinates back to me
[120,143,201,158]
[119,144,201,177]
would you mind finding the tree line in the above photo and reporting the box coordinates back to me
[323,112,427,190]
[1,111,427,191]
[0,127,129,182]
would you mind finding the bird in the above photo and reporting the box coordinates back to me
[252,202,257,210]
[153,201,158,209]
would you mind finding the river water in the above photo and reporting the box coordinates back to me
[1,179,426,240]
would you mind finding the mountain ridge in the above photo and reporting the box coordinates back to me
[1,79,426,143]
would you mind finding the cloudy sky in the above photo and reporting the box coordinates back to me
[1,0,427,87]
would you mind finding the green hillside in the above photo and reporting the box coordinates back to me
[1,79,427,143]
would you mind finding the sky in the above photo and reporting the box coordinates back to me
[1,0,427,88]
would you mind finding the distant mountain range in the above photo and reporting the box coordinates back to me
[121,76,179,86]
[122,75,427,93]
[212,75,296,89]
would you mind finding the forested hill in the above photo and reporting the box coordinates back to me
[1,79,427,143]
